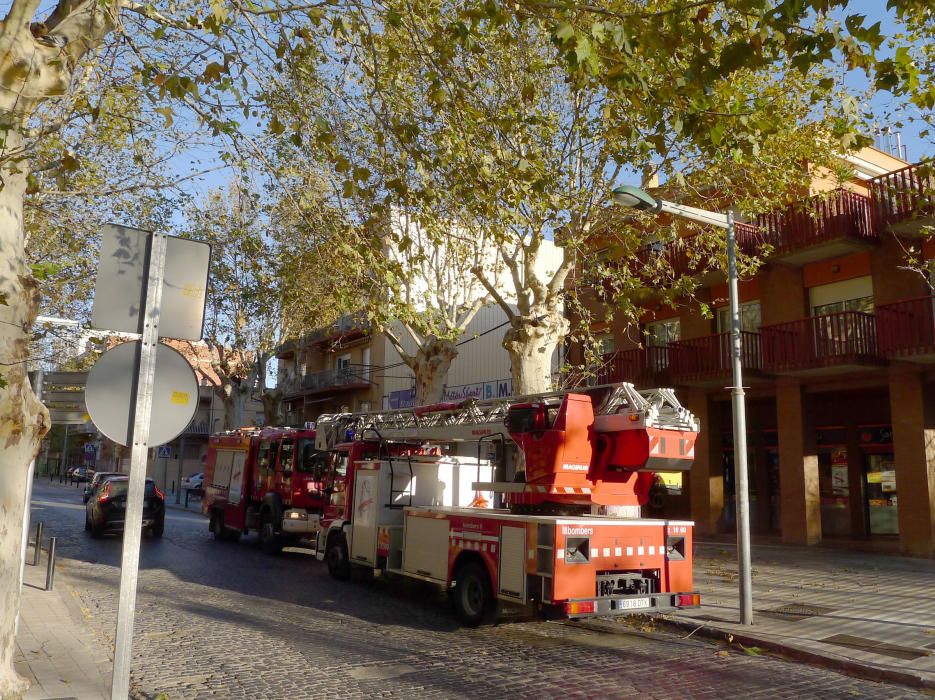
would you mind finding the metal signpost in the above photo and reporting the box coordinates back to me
[87,224,209,699]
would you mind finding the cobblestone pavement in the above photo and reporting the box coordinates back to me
[28,480,931,699]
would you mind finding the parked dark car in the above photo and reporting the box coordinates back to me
[83,471,122,504]
[85,477,165,538]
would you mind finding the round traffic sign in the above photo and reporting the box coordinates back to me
[85,341,198,447]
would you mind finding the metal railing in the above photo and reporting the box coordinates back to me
[876,296,935,357]
[754,189,875,255]
[761,311,879,371]
[302,366,370,391]
[668,331,762,380]
[633,221,767,279]
[868,162,934,229]
[184,419,211,435]
[596,347,670,385]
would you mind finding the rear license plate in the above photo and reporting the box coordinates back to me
[617,598,651,610]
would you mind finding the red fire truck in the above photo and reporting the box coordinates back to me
[204,426,331,553]
[301,383,702,625]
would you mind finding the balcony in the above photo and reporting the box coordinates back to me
[633,222,761,288]
[761,311,884,375]
[869,162,934,237]
[596,347,670,387]
[754,190,877,266]
[668,332,766,386]
[299,366,370,395]
[184,419,211,435]
[876,296,935,362]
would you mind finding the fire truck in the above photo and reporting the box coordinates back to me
[300,382,702,625]
[203,426,329,553]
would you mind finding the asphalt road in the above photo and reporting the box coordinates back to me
[27,479,928,700]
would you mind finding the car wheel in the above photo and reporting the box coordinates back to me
[84,514,90,531]
[151,519,164,538]
[90,519,104,539]
[450,561,493,627]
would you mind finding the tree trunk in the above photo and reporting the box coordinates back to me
[0,130,48,699]
[220,383,251,430]
[411,337,458,405]
[503,309,568,396]
[261,389,283,426]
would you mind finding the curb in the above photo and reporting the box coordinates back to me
[652,615,935,691]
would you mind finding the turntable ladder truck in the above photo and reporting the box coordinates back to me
[315,382,703,625]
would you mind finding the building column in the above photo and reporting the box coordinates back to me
[686,390,723,535]
[888,368,935,556]
[845,426,868,538]
[776,380,821,545]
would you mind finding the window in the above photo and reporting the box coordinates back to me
[359,400,372,412]
[595,333,615,355]
[646,319,680,346]
[717,302,762,334]
[257,441,271,471]
[279,439,295,472]
[295,439,323,475]
[812,296,874,316]
[336,353,351,370]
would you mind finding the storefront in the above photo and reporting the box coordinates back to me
[858,424,898,536]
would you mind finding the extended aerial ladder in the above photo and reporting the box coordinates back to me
[315,382,698,515]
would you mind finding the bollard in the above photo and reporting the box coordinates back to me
[45,537,56,591]
[32,522,43,566]
[185,489,190,509]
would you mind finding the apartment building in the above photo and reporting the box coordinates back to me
[580,147,935,556]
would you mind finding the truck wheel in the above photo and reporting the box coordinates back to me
[259,516,283,555]
[210,512,226,541]
[326,533,350,581]
[450,561,492,627]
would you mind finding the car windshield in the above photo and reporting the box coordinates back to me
[104,480,157,497]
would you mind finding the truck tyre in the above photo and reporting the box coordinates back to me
[259,514,283,555]
[210,512,224,541]
[450,561,492,627]
[326,532,350,581]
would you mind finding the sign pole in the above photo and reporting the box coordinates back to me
[111,232,167,700]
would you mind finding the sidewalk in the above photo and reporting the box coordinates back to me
[663,541,935,688]
[14,559,111,699]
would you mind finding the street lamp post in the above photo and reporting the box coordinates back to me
[612,185,754,625]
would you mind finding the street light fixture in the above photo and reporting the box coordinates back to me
[612,184,754,626]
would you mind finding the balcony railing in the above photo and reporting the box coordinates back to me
[633,222,763,280]
[184,419,211,435]
[876,296,935,358]
[301,366,370,392]
[669,332,762,381]
[869,162,934,230]
[754,189,875,256]
[761,311,881,372]
[596,347,670,385]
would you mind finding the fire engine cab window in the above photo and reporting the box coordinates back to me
[279,440,295,472]
[329,452,348,477]
[295,439,320,473]
[257,441,271,471]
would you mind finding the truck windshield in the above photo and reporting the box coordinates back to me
[294,439,324,474]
